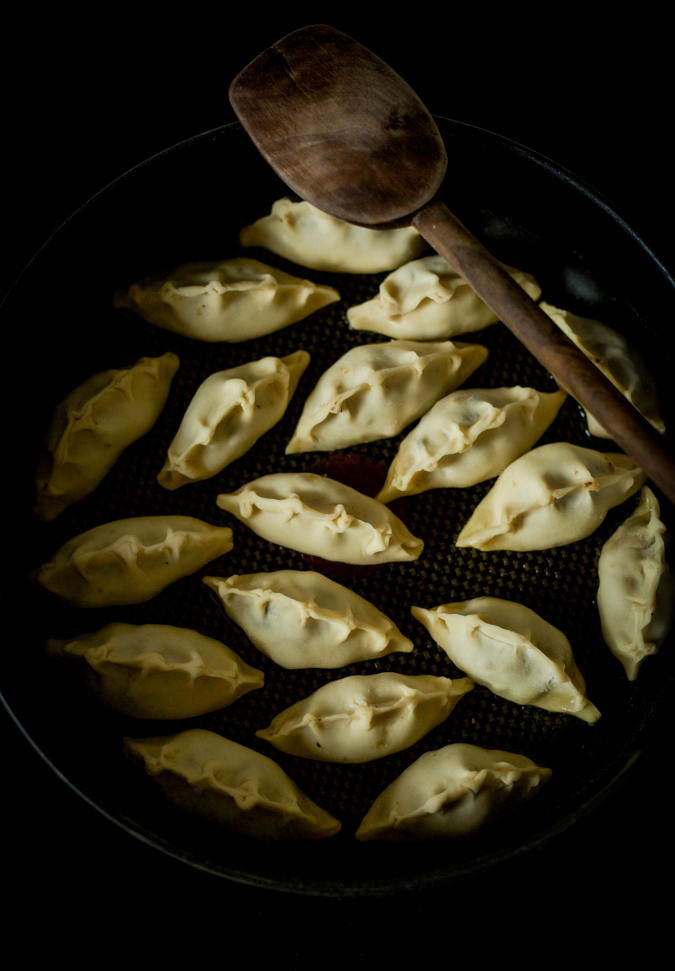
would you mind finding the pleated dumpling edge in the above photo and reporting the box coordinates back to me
[215,472,423,564]
[124,729,341,839]
[455,442,646,551]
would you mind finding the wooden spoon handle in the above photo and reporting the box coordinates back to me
[414,199,675,503]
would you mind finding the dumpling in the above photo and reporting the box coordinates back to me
[216,472,423,564]
[597,486,674,680]
[412,597,600,723]
[203,570,413,669]
[356,743,552,840]
[377,386,566,503]
[158,351,310,490]
[456,442,646,551]
[286,340,488,454]
[256,673,474,762]
[37,516,234,607]
[46,623,264,719]
[540,302,665,439]
[35,352,179,521]
[239,197,426,273]
[124,729,341,839]
[348,255,541,339]
[113,257,339,342]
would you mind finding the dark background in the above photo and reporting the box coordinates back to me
[3,11,671,946]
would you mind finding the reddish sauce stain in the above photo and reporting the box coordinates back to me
[301,454,414,579]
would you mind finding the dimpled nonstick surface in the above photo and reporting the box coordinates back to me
[9,119,673,891]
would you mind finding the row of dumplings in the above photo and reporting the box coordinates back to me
[47,569,599,722]
[124,730,552,841]
[48,577,566,838]
[113,196,664,447]
[43,497,670,841]
[40,518,556,838]
[38,464,671,687]
[33,343,656,565]
[34,196,670,842]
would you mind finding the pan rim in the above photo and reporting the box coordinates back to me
[5,115,673,895]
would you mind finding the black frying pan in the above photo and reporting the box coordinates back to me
[4,22,673,910]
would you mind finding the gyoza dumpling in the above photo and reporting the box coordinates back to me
[158,352,310,490]
[124,729,341,839]
[540,302,665,440]
[46,623,264,719]
[356,743,552,840]
[348,255,541,339]
[113,257,339,342]
[377,386,566,503]
[239,197,426,273]
[204,570,413,669]
[216,472,423,564]
[286,340,488,454]
[597,486,674,680]
[256,672,473,762]
[456,442,646,551]
[35,352,179,521]
[412,597,600,723]
[37,516,234,607]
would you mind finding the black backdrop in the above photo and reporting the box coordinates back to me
[3,12,671,947]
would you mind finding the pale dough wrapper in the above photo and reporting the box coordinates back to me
[456,442,646,551]
[377,386,566,503]
[46,623,264,719]
[256,672,474,762]
[37,516,234,607]
[113,257,339,342]
[356,743,552,840]
[286,340,488,454]
[204,570,414,669]
[540,302,665,440]
[158,351,310,490]
[124,729,341,839]
[239,197,426,273]
[348,255,541,340]
[598,486,674,680]
[412,597,600,723]
[35,352,180,521]
[216,472,423,564]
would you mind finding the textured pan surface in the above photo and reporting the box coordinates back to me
[5,119,673,894]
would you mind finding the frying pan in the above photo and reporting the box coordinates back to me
[4,29,673,902]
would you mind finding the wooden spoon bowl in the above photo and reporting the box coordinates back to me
[230,24,675,501]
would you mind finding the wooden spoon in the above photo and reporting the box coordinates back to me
[230,24,675,503]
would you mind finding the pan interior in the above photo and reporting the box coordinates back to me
[5,118,673,895]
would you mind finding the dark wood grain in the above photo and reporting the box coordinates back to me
[229,24,447,227]
[415,201,675,499]
[230,24,675,503]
